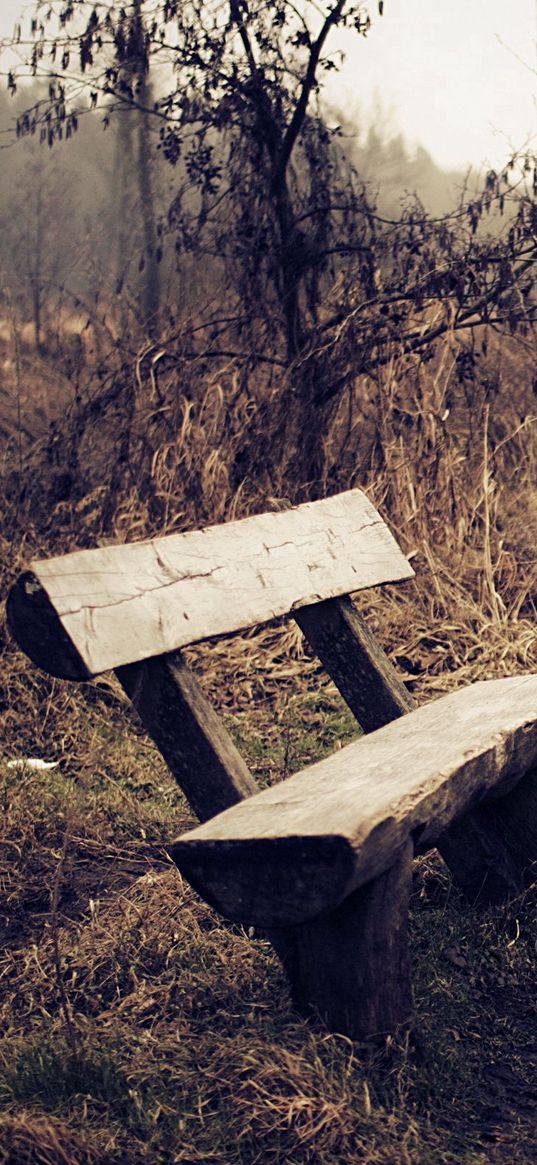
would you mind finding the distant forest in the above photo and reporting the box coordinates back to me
[0,81,465,348]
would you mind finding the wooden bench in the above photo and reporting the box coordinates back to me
[7,489,537,1040]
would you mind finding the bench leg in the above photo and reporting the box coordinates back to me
[274,839,413,1041]
[437,811,524,905]
[481,766,537,882]
[437,767,537,905]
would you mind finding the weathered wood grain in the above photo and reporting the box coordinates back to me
[295,594,414,730]
[116,652,258,822]
[278,839,414,1040]
[6,490,413,679]
[6,572,89,681]
[170,675,537,927]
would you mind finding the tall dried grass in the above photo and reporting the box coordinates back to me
[1,319,537,1163]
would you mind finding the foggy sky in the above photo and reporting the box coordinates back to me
[1,0,536,169]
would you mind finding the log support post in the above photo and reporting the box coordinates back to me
[276,839,414,1041]
[294,595,414,732]
[436,810,524,905]
[437,767,537,905]
[116,650,258,822]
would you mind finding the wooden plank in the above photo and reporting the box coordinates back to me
[278,839,414,1040]
[295,595,414,730]
[295,593,521,904]
[170,675,537,927]
[6,490,413,679]
[116,652,258,822]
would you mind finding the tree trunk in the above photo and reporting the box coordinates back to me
[137,77,160,338]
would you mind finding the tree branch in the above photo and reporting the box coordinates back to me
[273,0,348,190]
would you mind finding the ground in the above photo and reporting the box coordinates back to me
[2,646,537,1165]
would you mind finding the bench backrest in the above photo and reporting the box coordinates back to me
[7,489,415,822]
[7,490,412,680]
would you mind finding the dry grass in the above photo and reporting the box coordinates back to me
[1,320,537,1162]
[3,755,537,1164]
[0,1110,108,1165]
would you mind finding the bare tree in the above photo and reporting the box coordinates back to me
[6,1,537,486]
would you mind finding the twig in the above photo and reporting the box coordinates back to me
[49,812,78,1058]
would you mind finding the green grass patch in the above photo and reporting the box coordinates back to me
[230,682,360,788]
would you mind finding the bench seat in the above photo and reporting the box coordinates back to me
[171,676,537,928]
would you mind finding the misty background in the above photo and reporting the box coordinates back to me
[0,79,463,353]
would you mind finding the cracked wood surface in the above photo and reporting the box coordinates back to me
[7,489,412,679]
[170,675,537,927]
